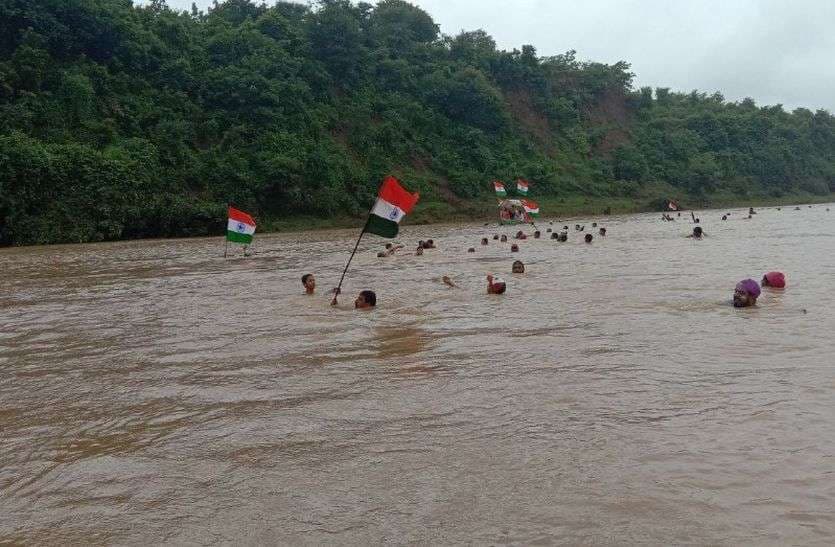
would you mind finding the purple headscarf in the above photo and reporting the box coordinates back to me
[735,279,761,299]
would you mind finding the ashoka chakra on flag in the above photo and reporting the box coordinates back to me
[227,206,256,244]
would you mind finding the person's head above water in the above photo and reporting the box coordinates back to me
[415,246,424,256]
[418,240,425,248]
[511,244,519,252]
[377,251,387,257]
[355,290,376,309]
[534,231,541,239]
[468,247,475,253]
[722,215,728,221]
[512,260,525,274]
[692,226,703,238]
[302,273,315,294]
[500,235,508,242]
[762,271,786,288]
[551,232,559,240]
[584,233,593,243]
[599,227,606,236]
[493,234,499,240]
[481,237,489,245]
[592,222,598,228]
[385,243,393,250]
[487,275,507,294]
[733,279,761,308]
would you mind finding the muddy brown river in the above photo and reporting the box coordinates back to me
[1,205,834,545]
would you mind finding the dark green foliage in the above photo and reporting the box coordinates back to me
[1,0,833,245]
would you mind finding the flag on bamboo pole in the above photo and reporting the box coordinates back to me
[494,181,507,197]
[227,206,256,244]
[365,176,420,238]
[516,179,529,195]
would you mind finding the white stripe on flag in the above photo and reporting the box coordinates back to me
[227,219,256,235]
[370,198,406,224]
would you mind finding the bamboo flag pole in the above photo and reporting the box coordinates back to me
[331,223,367,305]
[224,203,229,258]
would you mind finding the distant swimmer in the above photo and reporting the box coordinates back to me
[592,222,598,228]
[486,275,507,294]
[382,243,404,256]
[493,234,500,240]
[761,271,786,288]
[584,233,593,243]
[415,246,424,256]
[733,279,760,308]
[468,247,475,253]
[722,215,728,221]
[749,207,757,215]
[551,232,559,240]
[442,275,457,288]
[424,239,437,249]
[688,226,705,239]
[599,227,607,236]
[511,244,520,252]
[547,228,553,233]
[533,231,541,239]
[481,237,489,245]
[795,207,801,211]
[377,251,387,257]
[302,273,316,294]
[500,235,508,242]
[512,260,525,274]
[515,230,527,240]
[559,232,568,242]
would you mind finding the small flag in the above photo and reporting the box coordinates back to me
[227,206,256,244]
[521,198,540,217]
[516,179,529,195]
[365,176,420,238]
[494,181,507,197]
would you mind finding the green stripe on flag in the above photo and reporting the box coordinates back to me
[365,214,399,238]
[227,230,253,244]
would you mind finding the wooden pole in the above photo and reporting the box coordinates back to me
[332,223,367,305]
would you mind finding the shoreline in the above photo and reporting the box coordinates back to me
[2,193,833,249]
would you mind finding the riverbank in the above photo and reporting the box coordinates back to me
[260,191,835,234]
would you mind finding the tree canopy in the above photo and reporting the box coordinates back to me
[1,0,833,245]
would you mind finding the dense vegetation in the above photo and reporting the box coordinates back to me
[1,0,834,245]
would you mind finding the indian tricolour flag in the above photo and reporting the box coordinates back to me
[494,181,507,197]
[365,176,420,238]
[521,198,540,217]
[516,179,529,195]
[227,206,256,244]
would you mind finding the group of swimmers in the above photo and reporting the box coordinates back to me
[733,272,786,308]
[301,204,808,308]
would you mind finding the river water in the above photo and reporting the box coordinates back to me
[1,205,834,545]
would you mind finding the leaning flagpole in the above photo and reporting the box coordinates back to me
[223,203,229,258]
[331,222,368,305]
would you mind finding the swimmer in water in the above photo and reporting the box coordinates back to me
[551,232,559,240]
[442,275,457,288]
[511,244,519,252]
[722,215,727,221]
[533,231,541,239]
[733,279,760,308]
[468,247,475,253]
[761,271,786,288]
[302,273,316,294]
[355,290,376,309]
[481,237,489,245]
[500,235,508,242]
[415,246,424,256]
[688,226,704,239]
[592,222,598,228]
[599,227,606,236]
[512,260,525,274]
[515,231,527,240]
[584,233,593,243]
[493,234,500,240]
[487,275,507,294]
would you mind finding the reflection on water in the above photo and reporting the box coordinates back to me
[2,205,835,544]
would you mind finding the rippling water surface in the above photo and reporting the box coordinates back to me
[2,205,834,545]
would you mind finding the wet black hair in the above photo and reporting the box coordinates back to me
[693,226,703,236]
[360,290,376,307]
[385,243,393,249]
[534,231,541,238]
[585,233,593,243]
[377,252,386,257]
[468,247,475,252]
[493,234,499,240]
[494,283,507,294]
[302,273,313,285]
[481,238,489,244]
[551,232,559,239]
